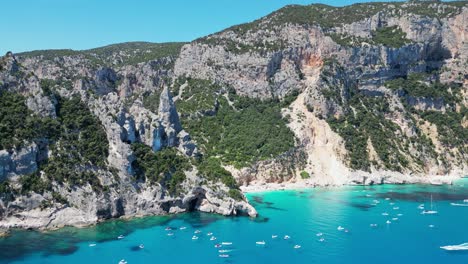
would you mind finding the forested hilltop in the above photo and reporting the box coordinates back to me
[0,1,467,230]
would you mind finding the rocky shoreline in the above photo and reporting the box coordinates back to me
[240,173,466,193]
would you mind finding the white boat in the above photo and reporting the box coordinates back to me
[319,238,325,242]
[194,230,201,234]
[440,243,468,251]
[373,200,380,204]
[214,244,222,248]
[117,235,125,239]
[421,195,438,215]
[392,217,398,221]
[207,232,213,236]
[385,198,390,201]
[386,220,391,224]
[119,260,127,264]
[139,244,144,249]
[256,241,266,245]
[450,203,468,207]
[192,236,198,240]
[316,232,323,237]
[179,226,187,230]
[164,227,172,231]
[397,213,403,216]
[210,236,217,241]
[393,207,399,210]
[463,199,468,203]
[89,243,97,247]
[337,226,345,231]
[219,249,232,253]
[370,224,378,227]
[219,254,230,258]
[271,235,278,239]
[389,202,395,206]
[418,204,425,210]
[167,232,174,236]
[294,245,301,249]
[428,224,435,228]
[284,235,290,240]
[381,212,389,216]
[221,242,232,245]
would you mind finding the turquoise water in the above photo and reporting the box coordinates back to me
[1,179,468,264]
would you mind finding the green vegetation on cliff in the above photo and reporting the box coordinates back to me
[131,143,190,195]
[177,78,296,168]
[371,26,412,48]
[18,42,186,66]
[0,92,110,194]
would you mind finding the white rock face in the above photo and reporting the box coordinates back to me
[0,143,38,181]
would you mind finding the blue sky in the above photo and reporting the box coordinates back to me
[1,0,395,54]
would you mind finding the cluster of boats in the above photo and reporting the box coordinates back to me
[106,192,467,263]
[256,234,301,249]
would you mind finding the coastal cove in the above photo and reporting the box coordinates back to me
[1,179,467,264]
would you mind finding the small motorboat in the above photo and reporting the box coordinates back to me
[179,226,187,230]
[386,220,391,224]
[165,227,172,231]
[89,243,97,247]
[272,235,278,239]
[194,230,201,234]
[221,242,232,245]
[381,212,389,216]
[385,198,390,201]
[463,199,468,203]
[284,235,290,240]
[373,200,380,204]
[428,224,435,228]
[117,235,125,240]
[207,232,213,236]
[219,254,230,258]
[214,244,222,248]
[256,241,266,245]
[450,203,468,207]
[440,243,468,251]
[192,235,198,240]
[210,236,217,241]
[139,244,144,249]
[337,226,345,231]
[397,213,403,216]
[219,249,232,253]
[167,232,174,236]
[418,204,425,210]
[316,232,323,237]
[393,207,399,210]
[294,245,301,249]
[370,224,378,227]
[392,217,398,221]
[389,202,395,206]
[119,260,127,264]
[421,210,438,215]
[319,238,325,242]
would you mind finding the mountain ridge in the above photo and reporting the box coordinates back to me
[0,0,467,232]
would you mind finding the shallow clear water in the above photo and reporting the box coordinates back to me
[1,179,468,264]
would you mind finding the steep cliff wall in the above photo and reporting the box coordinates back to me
[0,1,467,230]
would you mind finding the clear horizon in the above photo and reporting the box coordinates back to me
[1,0,402,54]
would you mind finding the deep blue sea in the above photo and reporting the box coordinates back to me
[1,179,468,264]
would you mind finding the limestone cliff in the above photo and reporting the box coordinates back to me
[0,1,467,230]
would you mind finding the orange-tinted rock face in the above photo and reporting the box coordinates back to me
[305,54,323,69]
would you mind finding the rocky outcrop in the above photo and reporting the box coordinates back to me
[0,143,38,181]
